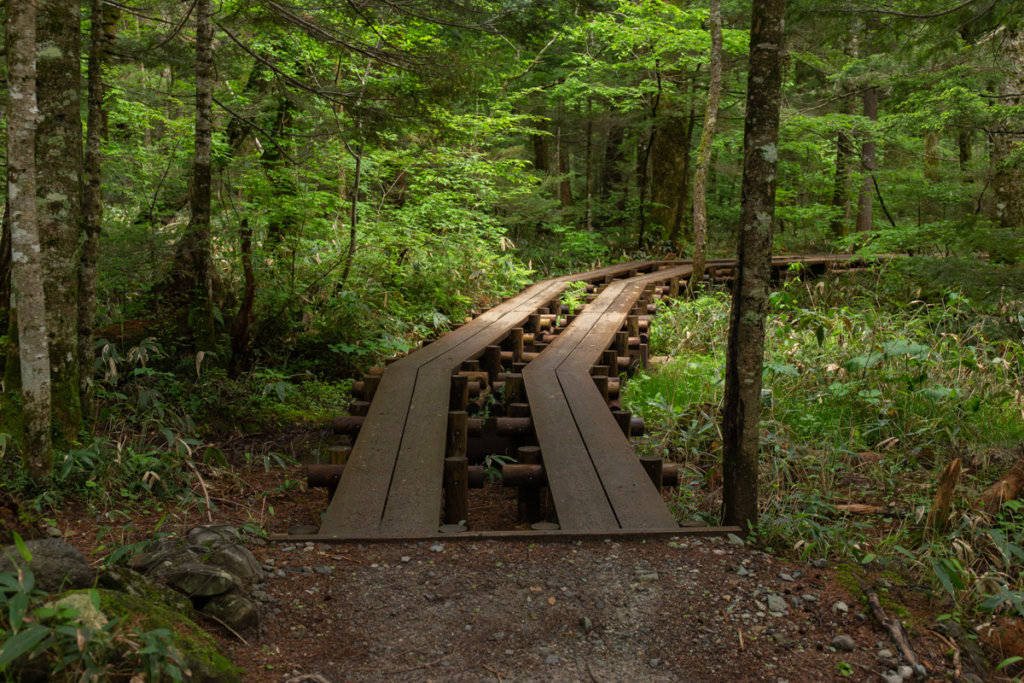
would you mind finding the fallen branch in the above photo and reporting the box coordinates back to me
[979,453,1024,513]
[926,628,962,681]
[864,584,927,678]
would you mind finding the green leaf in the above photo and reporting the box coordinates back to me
[996,656,1023,672]
[0,624,51,668]
[12,532,31,563]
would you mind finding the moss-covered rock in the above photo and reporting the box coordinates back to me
[96,588,242,682]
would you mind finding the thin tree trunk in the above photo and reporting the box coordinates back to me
[856,86,878,233]
[6,0,53,480]
[992,29,1024,229]
[585,98,594,232]
[924,131,940,183]
[557,125,574,209]
[721,0,786,531]
[829,128,854,237]
[669,78,699,252]
[958,129,973,182]
[37,0,84,445]
[187,0,216,351]
[80,0,109,412]
[689,0,724,294]
[636,66,662,250]
[229,219,255,376]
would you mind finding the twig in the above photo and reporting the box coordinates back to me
[385,647,457,676]
[184,458,214,523]
[926,628,962,681]
[482,663,504,681]
[738,626,745,650]
[863,584,928,678]
[199,610,249,645]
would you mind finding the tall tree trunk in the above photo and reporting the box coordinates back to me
[557,125,574,210]
[636,65,662,250]
[186,0,216,351]
[532,130,549,173]
[37,0,84,446]
[830,129,855,237]
[668,83,698,252]
[958,129,973,182]
[79,0,109,412]
[585,98,594,232]
[601,122,626,227]
[721,0,786,531]
[6,0,53,480]
[924,131,940,182]
[992,29,1024,229]
[856,86,878,232]
[689,0,724,294]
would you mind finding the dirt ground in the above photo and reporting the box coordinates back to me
[49,463,986,683]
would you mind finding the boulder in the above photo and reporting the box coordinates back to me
[203,591,259,632]
[0,538,94,593]
[166,563,240,598]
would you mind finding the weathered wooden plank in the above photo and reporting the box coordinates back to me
[558,371,678,530]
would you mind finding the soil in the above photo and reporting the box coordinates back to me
[48,460,985,683]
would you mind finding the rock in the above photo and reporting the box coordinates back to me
[430,543,445,553]
[45,592,108,630]
[206,545,261,580]
[649,658,661,667]
[97,567,193,614]
[831,635,856,652]
[203,591,259,632]
[580,616,594,633]
[167,563,241,597]
[544,654,562,666]
[766,595,788,614]
[736,566,751,577]
[832,600,849,613]
[284,676,331,683]
[726,533,745,546]
[636,571,659,583]
[897,665,914,679]
[187,525,240,546]
[881,671,902,683]
[0,538,94,593]
[801,593,818,602]
[44,526,62,538]
[812,558,828,569]
[877,648,894,660]
[779,573,794,582]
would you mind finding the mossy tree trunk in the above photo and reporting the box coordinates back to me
[689,0,723,294]
[182,0,217,352]
[992,29,1024,230]
[6,0,53,480]
[721,0,786,531]
[37,0,85,446]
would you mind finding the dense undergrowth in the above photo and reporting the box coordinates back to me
[623,260,1024,668]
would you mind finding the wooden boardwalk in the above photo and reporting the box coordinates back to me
[308,255,865,541]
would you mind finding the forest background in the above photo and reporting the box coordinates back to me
[2,0,1024,673]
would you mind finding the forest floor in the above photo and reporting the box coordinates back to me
[47,434,987,683]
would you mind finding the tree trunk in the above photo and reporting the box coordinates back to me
[36,0,84,446]
[585,98,594,232]
[958,129,973,182]
[636,67,662,250]
[557,125,574,210]
[992,29,1024,229]
[668,85,698,252]
[601,122,626,227]
[856,86,878,233]
[186,0,217,351]
[829,125,855,237]
[6,0,53,480]
[79,0,109,411]
[924,131,940,183]
[690,0,724,293]
[720,0,786,531]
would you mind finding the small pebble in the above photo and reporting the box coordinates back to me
[897,665,914,679]
[545,654,562,666]
[831,635,856,652]
[313,566,332,575]
[877,648,894,660]
[812,558,828,569]
[779,573,794,582]
[726,533,745,546]
[649,658,661,668]
[801,593,818,602]
[767,595,788,614]
[430,543,445,553]
[400,556,411,563]
[881,672,902,683]
[832,600,849,613]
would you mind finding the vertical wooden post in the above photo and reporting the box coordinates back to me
[628,314,640,338]
[670,276,680,298]
[517,445,542,523]
[450,374,469,411]
[615,330,629,357]
[640,456,663,490]
[504,373,524,407]
[484,345,502,385]
[613,410,633,438]
[444,456,469,525]
[511,327,524,362]
[362,373,381,402]
[602,349,619,375]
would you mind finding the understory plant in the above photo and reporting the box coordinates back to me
[623,261,1024,630]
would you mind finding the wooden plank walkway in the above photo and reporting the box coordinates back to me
[318,261,667,538]
[312,254,869,540]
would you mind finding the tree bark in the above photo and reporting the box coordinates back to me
[720,0,786,531]
[856,87,878,233]
[830,125,855,237]
[79,0,109,411]
[689,0,724,294]
[6,0,53,480]
[992,29,1024,229]
[185,0,217,351]
[37,0,84,445]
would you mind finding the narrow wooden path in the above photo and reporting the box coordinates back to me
[303,255,865,541]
